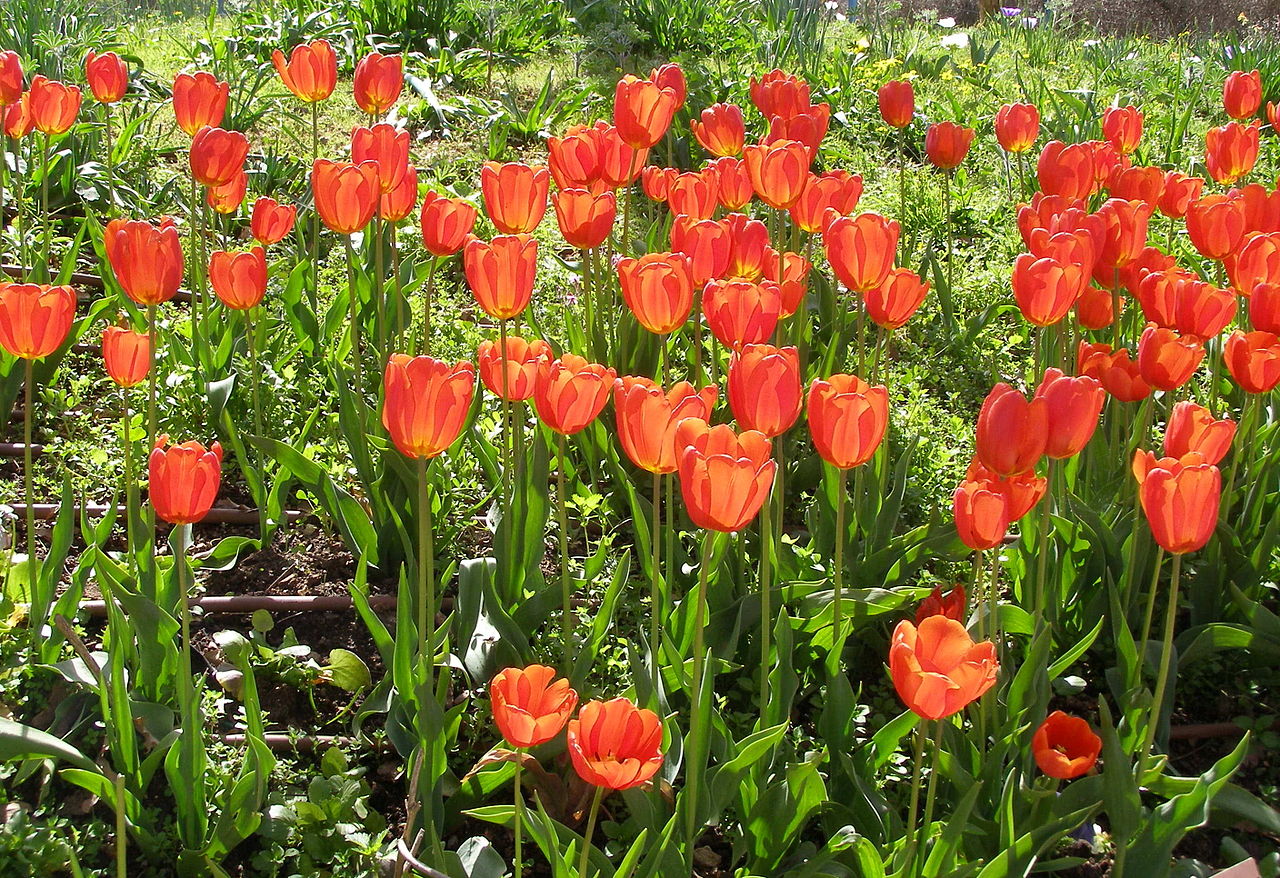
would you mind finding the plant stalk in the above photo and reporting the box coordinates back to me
[577,785,604,878]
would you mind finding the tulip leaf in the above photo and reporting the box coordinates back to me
[0,717,99,772]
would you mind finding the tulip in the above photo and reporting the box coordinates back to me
[824,213,900,293]
[1095,198,1152,270]
[1132,451,1220,555]
[1118,245,1175,294]
[1158,172,1203,219]
[1162,277,1236,339]
[1223,69,1262,120]
[924,122,975,170]
[0,51,21,106]
[597,123,649,188]
[0,283,75,360]
[172,71,228,136]
[702,279,782,349]
[104,218,185,306]
[28,76,80,135]
[1205,121,1260,185]
[206,171,247,215]
[1037,141,1096,201]
[890,616,998,720]
[379,163,417,224]
[675,420,776,533]
[208,247,267,311]
[866,267,929,330]
[807,373,889,469]
[250,197,297,246]
[1075,284,1118,329]
[548,124,604,191]
[477,336,551,401]
[667,170,719,219]
[1011,254,1086,327]
[189,126,249,188]
[1078,342,1151,403]
[765,104,830,154]
[710,157,754,211]
[640,165,676,201]
[102,325,151,388]
[976,383,1048,476]
[613,377,717,474]
[464,234,537,321]
[85,51,128,104]
[743,140,809,209]
[311,160,380,235]
[272,40,336,103]
[1033,711,1101,780]
[1026,226,1097,274]
[751,69,811,121]
[1107,165,1165,206]
[916,586,966,624]
[1236,181,1280,233]
[762,249,811,317]
[995,102,1039,153]
[1034,368,1105,459]
[671,217,731,285]
[1101,105,1143,155]
[825,170,866,215]
[613,75,678,149]
[650,63,685,109]
[354,51,403,116]
[1224,330,1280,393]
[1137,324,1205,391]
[2,93,33,139]
[481,161,549,234]
[567,698,664,791]
[792,173,855,233]
[1232,232,1280,293]
[149,437,223,525]
[553,188,616,250]
[877,80,914,128]
[617,252,694,335]
[1186,194,1247,261]
[692,103,746,157]
[1016,193,1087,245]
[534,354,616,435]
[489,664,578,749]
[1252,282,1280,333]
[723,213,770,280]
[953,478,1011,550]
[381,355,476,459]
[420,192,478,257]
[351,123,410,194]
[727,345,801,438]
[1165,401,1235,464]
[990,470,1048,521]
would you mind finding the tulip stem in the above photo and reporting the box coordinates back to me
[420,257,438,357]
[581,249,595,359]
[309,101,320,313]
[685,530,716,871]
[23,358,36,629]
[1140,552,1181,761]
[557,433,573,667]
[917,719,945,875]
[0,131,7,265]
[650,470,663,704]
[247,307,267,543]
[831,467,848,667]
[416,457,435,663]
[374,213,387,362]
[122,386,137,572]
[114,769,127,878]
[1033,462,1051,629]
[174,522,199,843]
[13,135,28,277]
[759,474,772,722]
[392,224,404,350]
[577,785,604,878]
[897,129,907,265]
[513,761,524,878]
[988,549,1001,651]
[345,235,364,397]
[145,303,158,585]
[942,171,953,313]
[1138,546,1166,667]
[189,180,204,396]
[902,719,926,873]
[40,131,51,277]
[103,103,117,218]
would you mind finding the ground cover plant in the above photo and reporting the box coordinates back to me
[0,1,1279,876]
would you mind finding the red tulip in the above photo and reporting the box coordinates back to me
[1075,285,1120,330]
[354,52,403,116]
[966,460,1047,522]
[311,160,380,235]
[101,325,151,388]
[916,586,966,624]
[172,71,228,136]
[548,124,604,192]
[420,192,478,256]
[477,335,551,402]
[490,664,578,749]
[1223,69,1262,120]
[866,267,928,330]
[104,218,185,306]
[1034,368,1105,459]
[0,51,21,106]
[352,123,410,194]
[2,92,33,139]
[613,75,678,149]
[692,102,746,157]
[272,40,337,103]
[723,213,770,281]
[953,478,1011,550]
[208,246,267,310]
[613,377,717,474]
[381,355,476,459]
[1137,324,1205,391]
[1107,165,1165,205]
[667,170,719,220]
[702,279,782,350]
[762,249,811,317]
[553,188,616,250]
[617,252,694,334]
[206,171,247,215]
[250,197,296,246]
[1095,198,1152,270]
[28,76,80,135]
[877,80,914,129]
[824,213,900,293]
[189,126,249,188]
[1033,711,1101,780]
[149,437,222,525]
[994,103,1039,153]
[481,161,549,234]
[1037,141,1096,201]
[751,69,811,121]
[675,420,775,533]
[597,123,649,188]
[1158,172,1203,219]
[743,140,810,209]
[764,103,830,153]
[1231,232,1280,293]
[1224,330,1280,393]
[1012,254,1086,327]
[924,122,975,170]
[1235,181,1280,233]
[1205,121,1260,185]
[1165,401,1235,464]
[380,166,418,222]
[85,51,128,104]
[1251,282,1280,333]
[1132,451,1220,555]
[975,383,1048,477]
[889,616,998,720]
[534,354,616,435]
[1078,342,1151,403]
[0,283,75,359]
[464,234,537,321]
[807,373,889,469]
[1101,106,1143,155]
[567,698,664,791]
[671,217,731,285]
[710,157,754,211]
[791,173,855,233]
[650,64,686,110]
[1186,194,1247,260]
[727,344,802,438]
[641,165,676,202]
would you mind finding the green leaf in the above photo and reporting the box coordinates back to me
[326,648,372,692]
[0,718,99,771]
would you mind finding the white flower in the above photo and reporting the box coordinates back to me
[941,32,970,48]
[938,16,957,27]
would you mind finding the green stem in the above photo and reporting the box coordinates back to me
[114,771,127,877]
[122,387,137,572]
[650,470,663,704]
[309,102,320,314]
[917,719,945,876]
[557,433,573,667]
[188,180,205,404]
[902,719,926,873]
[0,130,7,266]
[943,172,954,318]
[577,785,604,878]
[247,308,266,542]
[1033,461,1052,628]
[1140,552,1181,760]
[581,249,595,360]
[420,257,438,357]
[513,761,524,878]
[13,135,27,277]
[759,475,772,724]
[898,129,907,265]
[416,458,435,663]
[392,225,404,351]
[345,236,363,397]
[146,304,158,580]
[1137,546,1167,664]
[40,131,51,276]
[685,530,715,870]
[23,357,35,607]
[832,467,847,662]
[103,104,117,217]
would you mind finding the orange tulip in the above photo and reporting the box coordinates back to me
[104,218,185,306]
[0,51,21,106]
[613,377,717,474]
[2,92,34,139]
[675,419,776,533]
[534,354,616,435]
[420,192,477,256]
[1232,232,1280,293]
[671,217,731,285]
[762,249,811,317]
[1107,164,1165,205]
[1223,69,1262,120]
[1011,254,1086,327]
[866,267,929,330]
[272,40,337,103]
[710,157,754,211]
[1016,193,1088,245]
[189,126,249,188]
[489,664,578,749]
[477,336,551,402]
[381,354,476,459]
[953,478,1011,550]
[877,80,914,129]
[101,325,151,388]
[994,102,1039,153]
[172,71,228,136]
[640,165,676,202]
[1101,105,1143,155]
[354,51,403,116]
[1172,280,1236,339]
[723,213,770,281]
[727,344,801,438]
[208,246,267,310]
[1095,198,1152,270]
[889,615,998,720]
[1026,227,1098,274]
[1252,282,1280,333]
[824,213,900,294]
[1205,121,1260,185]
[379,166,418,222]
[1224,330,1280,393]
[613,75,678,149]
[311,160,380,235]
[1186,194,1247,260]
[567,698,664,791]
[976,383,1048,477]
[764,103,830,154]
[548,124,604,192]
[692,102,746,157]
[1158,171,1203,219]
[743,140,809,209]
[1033,711,1101,780]
[667,170,719,220]
[149,437,222,525]
[617,252,694,335]
[1075,285,1119,329]
[1078,342,1151,403]
[1036,141,1096,201]
[1137,324,1205,391]
[1236,181,1280,233]
[1165,401,1235,464]
[807,373,889,469]
[464,234,537,321]
[791,173,849,233]
[597,123,649,188]
[0,283,75,360]
[1034,368,1105,459]
[826,170,866,215]
[84,51,128,104]
[916,585,966,624]
[480,161,549,235]
[752,69,811,121]
[968,460,1047,522]
[650,63,686,109]
[702,279,782,350]
[552,188,616,250]
[250,197,296,246]
[925,122,975,170]
[28,76,80,135]
[351,123,410,194]
[206,170,247,215]
[1132,451,1220,554]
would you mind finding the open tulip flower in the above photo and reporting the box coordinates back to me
[272,40,337,103]
[490,665,578,749]
[617,252,695,335]
[1223,69,1262,120]
[975,383,1048,477]
[1224,330,1280,394]
[807,374,889,470]
[1132,451,1220,556]
[29,76,81,135]
[675,419,776,534]
[478,336,551,402]
[534,354,616,436]
[692,102,746,157]
[1032,711,1101,780]
[250,197,297,246]
[102,325,152,388]
[172,71,228,136]
[0,282,75,360]
[614,377,717,475]
[613,75,678,149]
[105,218,185,306]
[1165,402,1235,464]
[890,615,999,720]
[727,344,802,438]
[149,436,223,526]
[567,697,664,791]
[382,355,476,460]
[0,51,22,106]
